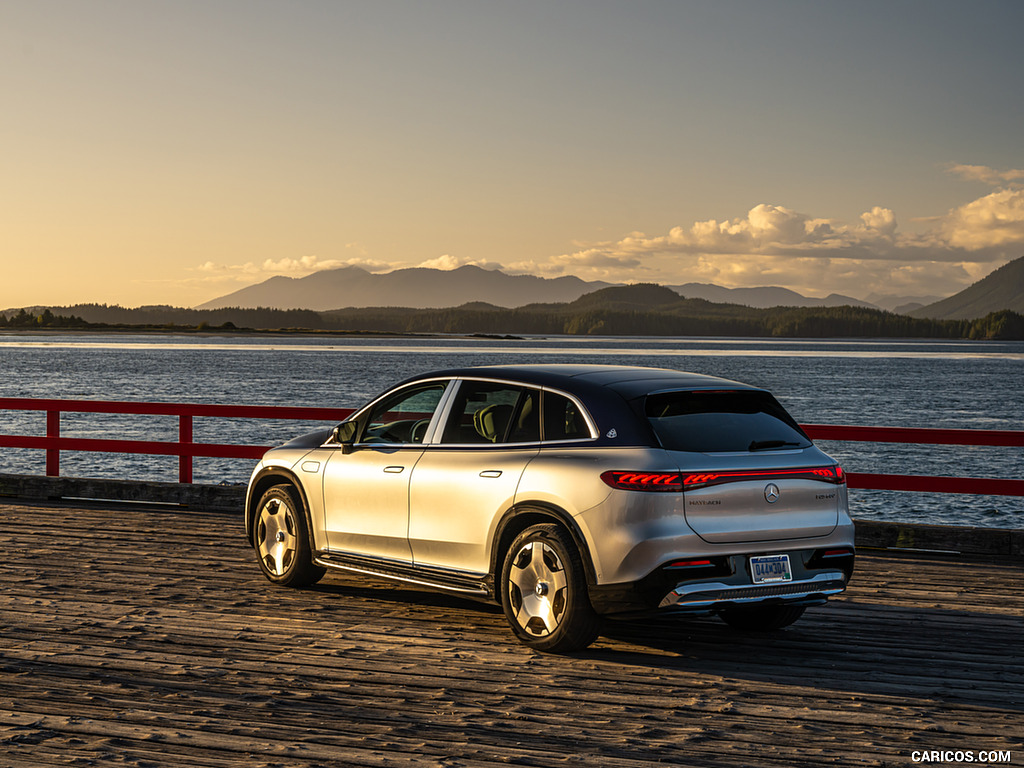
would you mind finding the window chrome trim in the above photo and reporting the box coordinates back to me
[541,386,599,441]
[326,377,457,449]
[325,375,600,449]
[422,376,599,446]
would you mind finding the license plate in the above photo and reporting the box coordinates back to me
[750,554,792,584]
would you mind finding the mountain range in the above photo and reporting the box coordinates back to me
[908,257,1024,320]
[196,265,612,311]
[197,264,917,313]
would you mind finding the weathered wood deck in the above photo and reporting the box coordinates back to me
[2,500,1021,767]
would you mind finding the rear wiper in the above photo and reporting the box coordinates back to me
[748,439,803,451]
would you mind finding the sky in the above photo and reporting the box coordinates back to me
[3,0,1024,309]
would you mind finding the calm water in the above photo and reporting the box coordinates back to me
[1,333,1022,529]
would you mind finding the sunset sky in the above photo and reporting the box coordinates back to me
[3,0,1023,309]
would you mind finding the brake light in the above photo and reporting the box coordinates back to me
[600,471,683,492]
[602,465,845,492]
[682,465,847,491]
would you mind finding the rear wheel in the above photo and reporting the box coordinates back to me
[719,603,805,631]
[500,523,602,652]
[253,484,325,588]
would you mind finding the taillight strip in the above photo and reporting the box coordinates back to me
[601,466,845,493]
[683,466,846,491]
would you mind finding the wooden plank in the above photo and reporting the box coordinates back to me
[1,499,1022,767]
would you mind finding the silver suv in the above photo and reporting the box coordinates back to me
[245,365,854,652]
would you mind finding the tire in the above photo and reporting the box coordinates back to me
[719,603,806,631]
[252,484,326,588]
[500,523,602,653]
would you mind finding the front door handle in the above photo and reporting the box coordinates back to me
[479,470,502,478]
[383,465,405,474]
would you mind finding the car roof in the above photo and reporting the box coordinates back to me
[409,364,759,400]
[390,364,765,448]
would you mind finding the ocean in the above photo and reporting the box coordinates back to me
[1,332,1022,529]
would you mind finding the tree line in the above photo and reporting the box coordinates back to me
[4,293,1023,339]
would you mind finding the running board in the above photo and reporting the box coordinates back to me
[315,552,492,598]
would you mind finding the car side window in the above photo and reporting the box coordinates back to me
[542,391,592,441]
[440,381,539,444]
[361,382,448,444]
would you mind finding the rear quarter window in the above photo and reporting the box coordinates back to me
[645,390,810,453]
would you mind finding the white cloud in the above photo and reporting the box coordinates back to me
[533,181,1024,298]
[415,254,503,271]
[942,189,1024,249]
[189,254,393,285]
[186,166,1024,301]
[946,163,1024,187]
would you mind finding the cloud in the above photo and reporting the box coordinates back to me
[186,166,1024,301]
[946,163,1024,187]
[415,254,504,271]
[534,183,1024,298]
[942,188,1024,249]
[190,254,393,285]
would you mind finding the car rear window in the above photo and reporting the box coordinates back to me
[644,390,811,453]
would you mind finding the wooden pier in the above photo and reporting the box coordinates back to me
[2,499,1022,767]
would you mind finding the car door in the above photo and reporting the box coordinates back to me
[322,380,451,561]
[408,380,541,574]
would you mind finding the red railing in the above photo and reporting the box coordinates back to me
[0,398,1021,496]
[0,398,354,484]
[800,424,1024,496]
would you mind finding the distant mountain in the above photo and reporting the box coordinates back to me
[865,292,945,314]
[197,264,887,312]
[196,265,613,310]
[910,256,1024,320]
[667,282,875,309]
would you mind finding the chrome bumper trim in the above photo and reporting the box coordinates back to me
[659,571,847,609]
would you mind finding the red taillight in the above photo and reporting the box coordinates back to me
[821,548,854,558]
[667,558,713,568]
[602,465,845,492]
[600,471,683,492]
[682,465,847,491]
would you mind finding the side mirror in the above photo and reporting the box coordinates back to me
[333,421,358,454]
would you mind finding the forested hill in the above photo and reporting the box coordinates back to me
[911,255,1024,320]
[4,285,1022,339]
[319,284,1023,339]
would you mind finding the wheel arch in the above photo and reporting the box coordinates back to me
[246,467,316,549]
[490,502,598,587]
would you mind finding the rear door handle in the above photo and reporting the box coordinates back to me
[479,470,502,478]
[383,466,405,474]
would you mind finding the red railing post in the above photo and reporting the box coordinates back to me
[179,414,193,484]
[46,409,60,477]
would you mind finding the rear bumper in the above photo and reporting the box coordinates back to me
[588,547,854,617]
[658,570,847,609]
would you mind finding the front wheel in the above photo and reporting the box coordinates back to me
[253,484,325,588]
[719,603,805,631]
[500,523,602,653]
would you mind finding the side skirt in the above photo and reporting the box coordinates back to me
[314,551,494,600]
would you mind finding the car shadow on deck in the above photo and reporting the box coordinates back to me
[302,576,1024,714]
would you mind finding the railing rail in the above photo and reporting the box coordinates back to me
[0,398,353,484]
[0,398,1021,496]
[801,423,1024,497]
